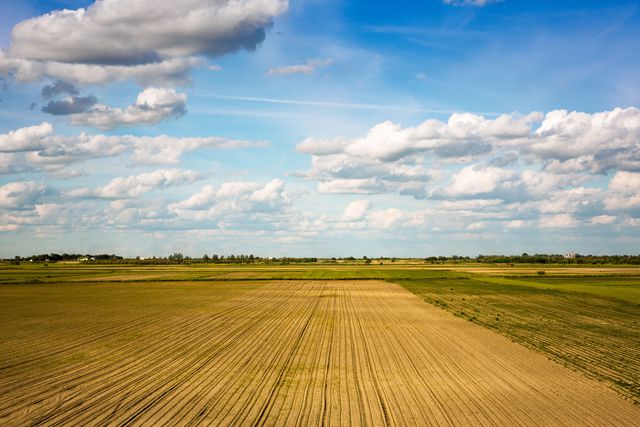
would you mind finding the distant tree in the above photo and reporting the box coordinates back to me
[168,253,184,263]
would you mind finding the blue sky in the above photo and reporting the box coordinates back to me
[0,0,639,257]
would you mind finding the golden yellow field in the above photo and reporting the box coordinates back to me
[1,276,638,425]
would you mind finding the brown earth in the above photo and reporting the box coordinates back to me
[1,280,638,425]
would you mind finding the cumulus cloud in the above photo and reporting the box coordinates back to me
[42,95,98,115]
[0,154,24,174]
[524,108,640,174]
[0,177,304,238]
[539,214,578,229]
[9,0,288,64]
[590,215,616,225]
[300,114,538,163]
[163,179,296,231]
[296,112,540,198]
[604,171,640,211]
[1,0,288,86]
[128,135,268,165]
[444,165,515,197]
[41,80,79,99]
[342,200,371,221]
[438,199,504,211]
[0,123,268,175]
[505,220,528,229]
[0,181,52,209]
[67,169,203,199]
[466,222,485,231]
[171,179,289,213]
[0,53,202,87]
[297,107,640,202]
[431,165,588,202]
[289,106,640,237]
[0,122,53,152]
[68,88,186,130]
[537,187,604,216]
[267,58,333,76]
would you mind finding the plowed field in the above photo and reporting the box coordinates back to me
[1,280,638,425]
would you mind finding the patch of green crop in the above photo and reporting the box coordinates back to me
[473,275,640,304]
[396,277,640,404]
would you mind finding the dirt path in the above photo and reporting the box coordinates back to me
[1,280,638,425]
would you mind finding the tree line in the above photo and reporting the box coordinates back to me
[4,253,640,265]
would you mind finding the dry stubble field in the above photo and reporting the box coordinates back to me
[1,273,639,426]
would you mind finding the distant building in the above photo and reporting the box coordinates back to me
[564,252,577,259]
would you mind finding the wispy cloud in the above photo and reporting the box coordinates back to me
[442,0,501,7]
[196,93,500,116]
[267,58,333,76]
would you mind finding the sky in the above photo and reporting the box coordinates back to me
[0,0,639,258]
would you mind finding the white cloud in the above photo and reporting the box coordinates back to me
[10,0,288,64]
[342,200,371,221]
[268,58,333,76]
[42,95,98,115]
[526,108,640,174]
[608,171,640,194]
[537,187,603,215]
[0,181,51,209]
[129,135,268,165]
[0,154,24,174]
[1,0,288,86]
[67,169,203,199]
[0,123,267,175]
[317,178,392,195]
[443,0,499,6]
[170,179,290,217]
[0,122,53,153]
[445,165,516,197]
[604,171,640,210]
[621,217,640,227]
[69,88,187,130]
[466,222,485,231]
[158,179,299,234]
[0,52,202,87]
[590,215,616,225]
[438,199,504,210]
[296,112,539,198]
[368,208,407,230]
[0,178,300,237]
[539,214,578,229]
[296,107,640,201]
[505,220,528,229]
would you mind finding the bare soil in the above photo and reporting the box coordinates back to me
[1,280,638,425]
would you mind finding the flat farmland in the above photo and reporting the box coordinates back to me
[399,275,640,404]
[1,276,639,425]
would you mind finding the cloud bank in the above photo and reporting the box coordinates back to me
[297,107,640,198]
[68,88,187,130]
[0,123,268,176]
[1,0,289,86]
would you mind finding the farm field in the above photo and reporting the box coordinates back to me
[1,263,639,425]
[398,276,640,404]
